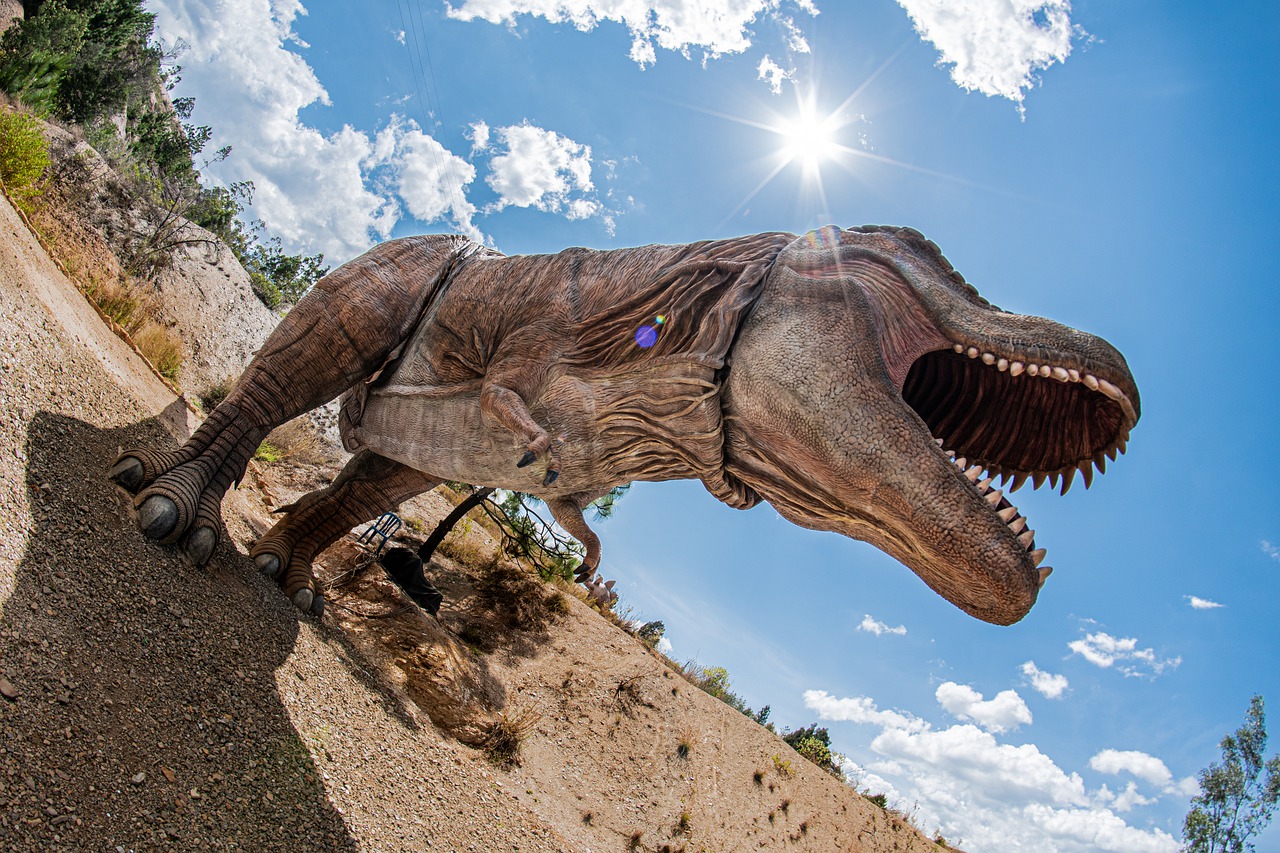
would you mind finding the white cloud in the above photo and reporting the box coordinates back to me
[445,0,819,68]
[858,614,907,636]
[803,689,925,733]
[936,682,1032,733]
[485,122,603,219]
[812,685,1182,852]
[1089,749,1173,788]
[757,55,794,94]
[1021,660,1069,699]
[656,636,673,654]
[1068,631,1181,678]
[468,120,491,153]
[894,0,1083,109]
[1185,595,1225,610]
[1262,540,1280,561]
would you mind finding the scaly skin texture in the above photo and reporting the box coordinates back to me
[112,226,1139,625]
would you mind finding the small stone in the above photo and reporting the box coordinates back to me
[131,772,145,785]
[0,677,17,701]
[161,766,176,783]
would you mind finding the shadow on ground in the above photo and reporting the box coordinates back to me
[0,410,365,851]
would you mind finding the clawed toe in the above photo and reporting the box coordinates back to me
[137,494,179,541]
[517,450,537,468]
[183,527,218,566]
[543,469,559,486]
[255,553,282,579]
[108,456,145,492]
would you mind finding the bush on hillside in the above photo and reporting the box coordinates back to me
[0,107,50,207]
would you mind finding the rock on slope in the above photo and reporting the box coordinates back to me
[0,191,948,852]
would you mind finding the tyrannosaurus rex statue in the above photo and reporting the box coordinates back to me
[109,225,1139,626]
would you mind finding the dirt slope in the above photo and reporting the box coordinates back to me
[0,190,946,852]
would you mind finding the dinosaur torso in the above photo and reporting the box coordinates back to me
[339,233,792,506]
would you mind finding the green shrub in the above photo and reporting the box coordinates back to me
[0,109,50,206]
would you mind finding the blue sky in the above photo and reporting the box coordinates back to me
[149,1,1280,849]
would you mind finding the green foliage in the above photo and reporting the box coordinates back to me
[783,724,842,777]
[253,440,283,464]
[0,108,50,205]
[635,619,665,649]
[1183,695,1280,853]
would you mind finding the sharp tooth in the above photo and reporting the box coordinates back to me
[1097,378,1124,401]
[1009,516,1027,534]
[998,506,1018,522]
[1080,462,1094,489]
[935,438,945,447]
[1030,548,1047,566]
[981,352,996,365]
[1067,369,1080,382]
[1093,452,1107,474]
[985,489,1003,506]
[1060,467,1076,495]
[976,476,992,490]
[953,343,965,353]
[1118,435,1128,455]
[1010,472,1028,492]
[955,457,967,469]
[1082,373,1099,391]
[997,471,1011,486]
[1033,472,1047,489]
[1051,366,1070,382]
[965,467,982,482]
[1049,471,1060,489]
[1009,362,1025,377]
[1027,364,1040,376]
[1037,566,1053,588]
[967,347,980,358]
[1106,446,1117,462]
[1018,529,1035,548]
[997,358,1009,371]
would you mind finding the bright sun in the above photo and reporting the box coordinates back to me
[778,110,839,169]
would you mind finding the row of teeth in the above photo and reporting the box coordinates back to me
[951,343,1138,425]
[940,440,1052,588]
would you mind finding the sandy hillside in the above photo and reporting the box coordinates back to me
[0,189,950,852]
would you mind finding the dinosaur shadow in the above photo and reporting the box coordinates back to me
[0,409,387,850]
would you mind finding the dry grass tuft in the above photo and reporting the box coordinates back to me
[479,706,540,768]
[261,416,338,466]
[131,322,183,382]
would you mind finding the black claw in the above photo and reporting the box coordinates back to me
[108,456,145,493]
[311,595,325,617]
[137,495,179,541]
[574,564,596,584]
[255,553,282,579]
[291,588,314,612]
[184,527,217,566]
[516,450,537,468]
[543,469,559,486]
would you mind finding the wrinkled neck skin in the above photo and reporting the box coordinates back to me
[721,228,1139,625]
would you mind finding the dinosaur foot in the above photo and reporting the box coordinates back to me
[515,447,560,486]
[111,403,267,567]
[251,539,326,617]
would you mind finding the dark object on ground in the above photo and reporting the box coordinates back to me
[380,547,443,616]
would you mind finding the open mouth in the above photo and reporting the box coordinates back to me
[902,343,1139,586]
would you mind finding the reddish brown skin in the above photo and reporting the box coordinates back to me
[111,226,1139,624]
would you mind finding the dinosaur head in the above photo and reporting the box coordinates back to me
[722,226,1140,625]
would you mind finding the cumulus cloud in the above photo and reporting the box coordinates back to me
[803,690,925,733]
[149,0,485,260]
[1021,660,1069,699]
[445,0,819,67]
[1262,540,1280,561]
[757,55,794,94]
[935,682,1032,733]
[468,120,491,153]
[894,0,1084,110]
[1185,595,1225,610]
[857,614,907,636]
[485,122,597,214]
[1089,749,1174,789]
[1068,631,1181,678]
[811,685,1182,851]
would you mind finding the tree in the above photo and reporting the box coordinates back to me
[1182,695,1280,853]
[783,724,843,777]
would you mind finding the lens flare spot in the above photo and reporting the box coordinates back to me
[635,325,658,348]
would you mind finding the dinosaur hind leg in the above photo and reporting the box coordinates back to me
[546,495,603,583]
[109,234,474,564]
[252,450,442,613]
